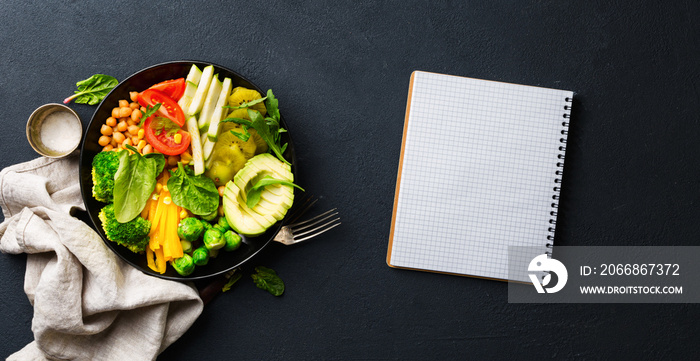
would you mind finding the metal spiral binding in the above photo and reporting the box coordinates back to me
[547,96,572,257]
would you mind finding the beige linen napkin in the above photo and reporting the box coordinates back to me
[0,156,203,361]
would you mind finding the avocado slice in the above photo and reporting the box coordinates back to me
[223,154,296,236]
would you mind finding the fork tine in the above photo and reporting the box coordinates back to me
[292,217,341,243]
[287,208,338,230]
[285,194,318,224]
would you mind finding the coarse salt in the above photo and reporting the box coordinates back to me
[40,111,81,153]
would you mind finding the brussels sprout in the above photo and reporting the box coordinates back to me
[203,228,225,251]
[192,246,209,266]
[201,220,213,232]
[224,230,242,251]
[180,239,193,254]
[217,216,232,231]
[177,217,205,242]
[171,254,195,276]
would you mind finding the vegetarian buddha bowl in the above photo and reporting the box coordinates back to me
[79,61,297,280]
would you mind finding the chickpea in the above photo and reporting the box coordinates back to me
[123,138,133,148]
[129,102,140,110]
[142,144,153,154]
[98,135,111,147]
[127,119,137,127]
[131,110,142,122]
[118,107,132,118]
[111,107,120,118]
[218,186,225,197]
[117,121,128,132]
[102,144,114,152]
[100,124,113,136]
[129,91,139,102]
[167,155,179,167]
[118,99,129,108]
[113,131,125,144]
[105,117,117,127]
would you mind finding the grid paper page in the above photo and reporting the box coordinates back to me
[388,71,573,282]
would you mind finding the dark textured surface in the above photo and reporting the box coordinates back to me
[1,1,699,360]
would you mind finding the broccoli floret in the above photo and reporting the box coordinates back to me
[92,151,120,203]
[98,204,151,253]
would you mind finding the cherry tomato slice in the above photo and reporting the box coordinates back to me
[143,115,191,156]
[137,89,186,127]
[147,78,186,101]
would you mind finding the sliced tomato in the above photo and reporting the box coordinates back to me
[138,89,186,127]
[147,78,186,101]
[143,115,191,156]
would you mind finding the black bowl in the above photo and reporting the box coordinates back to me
[79,61,296,280]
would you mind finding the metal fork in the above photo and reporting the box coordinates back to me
[273,208,341,245]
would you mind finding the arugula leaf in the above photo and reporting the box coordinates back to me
[63,74,118,105]
[251,266,285,296]
[229,125,251,142]
[246,176,304,208]
[264,89,280,121]
[167,162,219,216]
[222,89,290,164]
[139,103,161,126]
[223,96,267,110]
[113,145,163,223]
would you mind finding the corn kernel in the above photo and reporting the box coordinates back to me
[174,133,182,144]
[156,183,163,193]
[137,128,145,139]
[181,151,192,161]
[179,209,188,219]
[163,185,169,192]
[137,140,147,151]
[163,196,172,205]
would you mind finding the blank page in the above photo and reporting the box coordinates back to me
[387,71,573,282]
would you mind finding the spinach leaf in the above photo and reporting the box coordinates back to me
[246,175,304,208]
[63,74,118,105]
[251,266,285,296]
[144,152,165,174]
[167,162,219,216]
[113,146,163,222]
[222,89,290,164]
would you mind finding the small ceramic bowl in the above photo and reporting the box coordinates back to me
[27,103,82,158]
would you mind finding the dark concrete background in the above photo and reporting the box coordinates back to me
[1,1,699,359]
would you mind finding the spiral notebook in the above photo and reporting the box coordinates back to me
[387,71,573,282]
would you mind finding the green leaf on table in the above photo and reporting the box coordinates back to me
[221,272,242,293]
[251,266,285,296]
[63,74,118,105]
